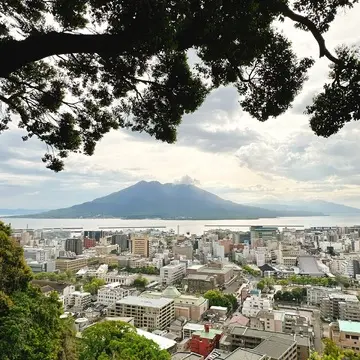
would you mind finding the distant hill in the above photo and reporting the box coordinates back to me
[250,200,360,215]
[0,208,49,216]
[14,181,324,219]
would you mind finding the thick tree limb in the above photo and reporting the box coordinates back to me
[278,2,340,64]
[0,32,132,78]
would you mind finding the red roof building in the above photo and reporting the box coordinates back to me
[190,324,223,358]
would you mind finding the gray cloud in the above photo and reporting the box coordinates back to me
[236,122,360,184]
[122,85,258,154]
[0,128,145,208]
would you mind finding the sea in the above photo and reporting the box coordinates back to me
[2,214,360,235]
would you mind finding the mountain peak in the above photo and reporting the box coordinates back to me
[19,181,327,219]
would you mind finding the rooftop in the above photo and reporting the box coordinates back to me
[117,296,174,308]
[137,328,176,350]
[184,273,214,281]
[338,320,360,334]
[328,293,359,301]
[253,335,296,360]
[192,328,223,340]
[224,348,265,360]
[229,325,303,343]
[183,323,205,331]
[172,352,203,360]
[297,256,323,276]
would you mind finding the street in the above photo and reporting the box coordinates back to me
[312,309,323,354]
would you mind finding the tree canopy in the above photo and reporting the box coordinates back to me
[204,289,238,311]
[311,339,360,360]
[0,221,75,360]
[133,275,149,289]
[83,277,106,295]
[0,1,359,171]
[79,321,171,360]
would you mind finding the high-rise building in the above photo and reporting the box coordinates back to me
[112,234,129,252]
[65,238,83,255]
[131,234,149,257]
[250,226,278,249]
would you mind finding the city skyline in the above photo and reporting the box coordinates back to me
[1,5,360,208]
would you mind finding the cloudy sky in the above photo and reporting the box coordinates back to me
[1,5,360,209]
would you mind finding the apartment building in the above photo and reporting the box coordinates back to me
[242,295,273,317]
[55,257,87,272]
[321,293,360,321]
[64,291,91,310]
[224,326,310,360]
[160,260,186,285]
[23,247,51,262]
[65,238,83,255]
[108,296,175,330]
[330,320,360,352]
[173,244,193,260]
[131,235,149,257]
[307,286,341,306]
[249,310,310,335]
[97,283,130,306]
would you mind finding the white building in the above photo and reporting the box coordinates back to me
[242,295,273,317]
[160,260,186,285]
[65,291,91,310]
[307,286,341,306]
[255,247,267,267]
[23,247,51,262]
[103,271,138,286]
[97,283,130,306]
[213,243,225,260]
[109,296,175,330]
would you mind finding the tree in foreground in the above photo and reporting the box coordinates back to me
[0,221,76,360]
[79,321,170,360]
[0,1,359,171]
[311,339,360,360]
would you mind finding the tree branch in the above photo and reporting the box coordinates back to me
[0,31,133,78]
[278,2,340,64]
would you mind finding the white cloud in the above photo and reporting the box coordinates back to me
[175,175,200,186]
[2,4,360,208]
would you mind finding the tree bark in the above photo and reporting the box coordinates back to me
[0,32,132,78]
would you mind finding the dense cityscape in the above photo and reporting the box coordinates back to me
[4,224,360,359]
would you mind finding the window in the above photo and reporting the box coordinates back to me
[346,335,350,339]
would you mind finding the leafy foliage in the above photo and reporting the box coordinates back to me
[0,225,32,295]
[0,221,74,360]
[125,266,160,275]
[0,0,357,170]
[204,289,238,311]
[33,270,76,283]
[277,275,338,287]
[79,320,171,360]
[242,265,261,277]
[311,338,360,360]
[274,287,307,304]
[257,277,275,291]
[83,278,106,295]
[133,275,149,289]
